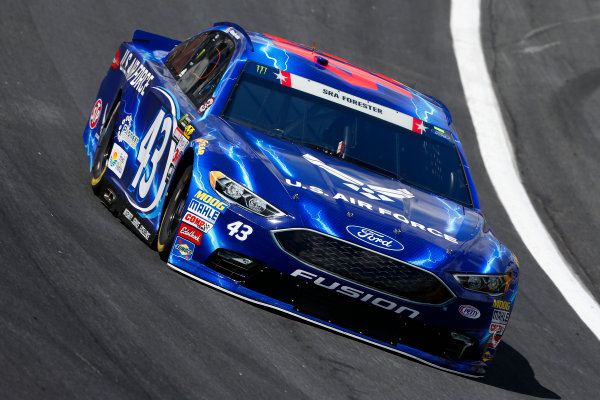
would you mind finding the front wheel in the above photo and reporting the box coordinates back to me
[91,101,120,192]
[157,165,193,261]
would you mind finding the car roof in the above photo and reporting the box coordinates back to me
[243,31,452,130]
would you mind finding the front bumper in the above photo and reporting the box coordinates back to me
[168,205,517,378]
[169,173,518,377]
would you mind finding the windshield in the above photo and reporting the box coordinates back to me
[222,62,472,207]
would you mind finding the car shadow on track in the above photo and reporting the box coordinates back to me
[480,341,560,398]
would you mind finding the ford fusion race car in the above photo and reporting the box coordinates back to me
[83,22,519,377]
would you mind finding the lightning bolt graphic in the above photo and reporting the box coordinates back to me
[410,95,435,122]
[302,203,335,235]
[254,137,293,177]
[410,248,448,268]
[261,43,289,70]
[436,198,463,235]
[217,142,253,191]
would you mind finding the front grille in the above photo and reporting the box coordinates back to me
[273,229,454,304]
[242,267,480,361]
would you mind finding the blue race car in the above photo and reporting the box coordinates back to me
[83,22,519,377]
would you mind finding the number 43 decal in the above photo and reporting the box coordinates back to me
[227,221,253,241]
[130,108,172,199]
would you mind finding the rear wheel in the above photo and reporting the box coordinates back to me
[157,165,193,261]
[91,101,120,192]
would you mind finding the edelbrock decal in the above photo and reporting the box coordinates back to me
[346,225,404,251]
[178,223,203,245]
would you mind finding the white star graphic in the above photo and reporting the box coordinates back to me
[416,121,427,133]
[274,70,287,84]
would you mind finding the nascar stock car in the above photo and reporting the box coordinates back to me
[83,22,519,377]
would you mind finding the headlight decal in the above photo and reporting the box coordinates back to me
[452,273,512,295]
[210,171,286,218]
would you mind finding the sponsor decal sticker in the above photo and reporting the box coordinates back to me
[458,305,481,319]
[193,190,228,211]
[178,223,203,245]
[493,299,511,311]
[256,65,268,75]
[492,309,510,325]
[174,237,195,260]
[182,211,214,232]
[178,113,192,129]
[482,349,493,363]
[107,143,128,178]
[187,200,221,225]
[487,322,506,349]
[196,138,209,155]
[89,99,102,129]
[122,208,151,240]
[171,127,189,164]
[183,124,195,139]
[198,97,215,114]
[489,323,505,335]
[119,49,155,96]
[432,125,451,140]
[116,114,139,149]
[225,27,241,40]
[346,225,404,251]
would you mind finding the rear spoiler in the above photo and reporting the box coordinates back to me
[132,30,181,52]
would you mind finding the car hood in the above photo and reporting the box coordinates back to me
[201,117,510,275]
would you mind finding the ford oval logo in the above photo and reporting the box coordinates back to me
[346,225,404,251]
[458,305,481,319]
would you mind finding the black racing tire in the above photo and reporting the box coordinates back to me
[157,165,193,261]
[91,100,120,193]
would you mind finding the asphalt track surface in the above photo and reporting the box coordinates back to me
[1,1,599,399]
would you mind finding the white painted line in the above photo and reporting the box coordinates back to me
[450,0,600,340]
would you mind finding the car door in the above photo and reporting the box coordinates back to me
[112,30,236,229]
[108,45,183,228]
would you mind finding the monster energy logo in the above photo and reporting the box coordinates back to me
[256,65,268,74]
